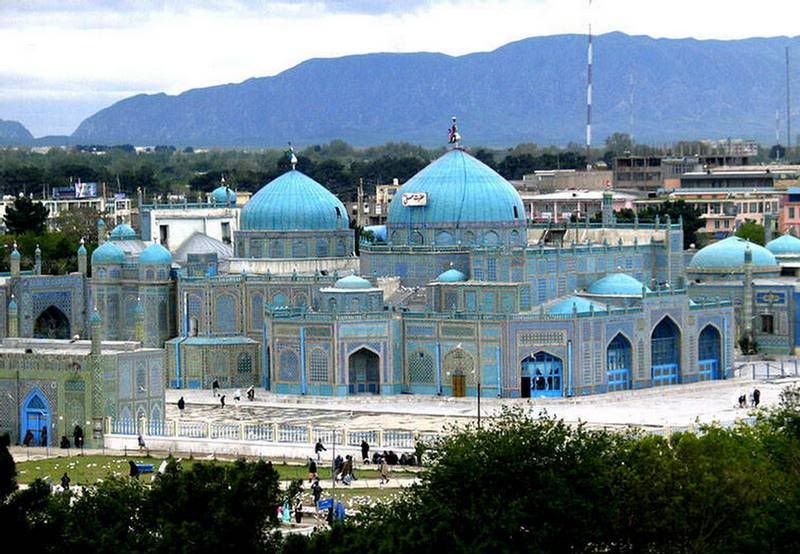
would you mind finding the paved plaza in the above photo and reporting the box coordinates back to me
[165,369,800,433]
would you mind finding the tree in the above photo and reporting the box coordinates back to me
[604,132,634,155]
[0,432,16,501]
[53,207,102,244]
[735,220,766,245]
[4,196,48,235]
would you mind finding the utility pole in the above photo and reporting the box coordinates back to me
[586,0,593,170]
[787,46,792,159]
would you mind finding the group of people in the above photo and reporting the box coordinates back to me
[737,388,761,409]
[210,382,256,409]
[22,426,47,447]
[59,425,84,449]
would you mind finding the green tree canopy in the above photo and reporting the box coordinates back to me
[735,220,766,245]
[4,196,48,235]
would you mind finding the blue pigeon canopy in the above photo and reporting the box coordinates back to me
[548,295,607,315]
[334,275,373,290]
[240,170,348,232]
[436,268,467,283]
[765,234,800,256]
[210,186,237,205]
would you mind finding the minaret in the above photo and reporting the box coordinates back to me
[97,218,106,243]
[134,297,145,344]
[601,189,613,227]
[10,243,20,277]
[764,213,774,244]
[8,295,18,337]
[90,308,102,355]
[357,178,365,228]
[743,244,754,344]
[78,238,87,275]
[34,244,42,275]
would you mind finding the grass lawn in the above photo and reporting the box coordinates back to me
[14,454,414,486]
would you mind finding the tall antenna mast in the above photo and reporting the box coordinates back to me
[629,72,635,143]
[776,109,781,160]
[787,46,792,157]
[586,0,593,170]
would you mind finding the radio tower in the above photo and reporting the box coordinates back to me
[586,0,593,171]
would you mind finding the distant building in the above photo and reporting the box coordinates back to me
[0,192,132,233]
[346,180,401,227]
[613,155,754,192]
[515,169,613,193]
[520,189,637,223]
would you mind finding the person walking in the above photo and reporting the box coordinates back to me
[753,388,761,408]
[212,379,220,397]
[73,425,84,449]
[311,478,323,508]
[246,385,255,401]
[314,439,326,461]
[379,456,390,485]
[360,439,369,463]
[308,457,318,482]
[234,389,241,403]
[40,426,48,447]
[23,429,33,447]
[60,472,71,490]
[137,434,146,452]
[294,499,303,524]
[177,396,185,416]
[219,395,226,409]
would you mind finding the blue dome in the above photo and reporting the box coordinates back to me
[689,236,777,269]
[211,186,236,205]
[334,275,372,289]
[109,223,137,240]
[387,149,525,228]
[139,242,172,265]
[91,241,126,265]
[8,297,17,311]
[587,273,650,297]
[10,247,20,259]
[766,234,800,255]
[77,243,87,255]
[549,295,606,315]
[241,170,348,231]
[436,268,467,283]
[90,310,102,324]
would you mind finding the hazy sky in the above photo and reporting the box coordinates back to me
[2,0,799,136]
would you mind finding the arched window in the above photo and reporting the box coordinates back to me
[250,293,264,328]
[292,240,308,258]
[145,269,155,280]
[309,349,328,383]
[316,239,329,257]
[336,239,347,257]
[328,298,337,312]
[269,241,284,258]
[214,294,237,334]
[279,350,299,381]
[271,292,287,307]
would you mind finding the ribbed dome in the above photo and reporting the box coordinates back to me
[689,236,777,269]
[587,273,650,297]
[387,149,525,228]
[436,268,467,283]
[240,170,348,231]
[766,234,800,255]
[549,295,606,315]
[210,186,236,205]
[139,242,172,265]
[91,241,125,264]
[109,223,137,240]
[334,275,372,289]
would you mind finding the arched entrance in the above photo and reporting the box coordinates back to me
[607,333,632,392]
[651,317,681,385]
[348,348,380,394]
[34,305,70,339]
[443,348,474,397]
[21,389,50,446]
[521,352,563,398]
[698,325,722,381]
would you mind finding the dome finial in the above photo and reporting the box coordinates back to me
[286,141,298,170]
[448,116,461,147]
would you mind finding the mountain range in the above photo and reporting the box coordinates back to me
[12,32,800,147]
[0,118,34,145]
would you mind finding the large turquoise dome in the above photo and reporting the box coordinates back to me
[766,234,800,256]
[91,241,126,265]
[240,170,348,231]
[689,236,777,269]
[139,242,172,265]
[387,149,525,236]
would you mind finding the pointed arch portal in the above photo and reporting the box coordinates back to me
[34,305,70,339]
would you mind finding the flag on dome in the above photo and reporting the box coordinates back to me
[448,117,460,144]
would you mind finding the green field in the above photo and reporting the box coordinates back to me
[14,454,415,488]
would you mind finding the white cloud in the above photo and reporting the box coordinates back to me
[1,0,798,135]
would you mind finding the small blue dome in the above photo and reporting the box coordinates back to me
[109,223,137,240]
[90,310,102,324]
[91,241,126,265]
[134,299,144,315]
[334,275,372,290]
[211,186,236,205]
[10,247,20,259]
[387,149,525,229]
[689,236,777,269]
[436,268,467,283]
[77,243,87,255]
[766,234,800,255]
[587,273,650,296]
[241,170,348,232]
[139,242,172,265]
[8,297,17,311]
[549,295,606,315]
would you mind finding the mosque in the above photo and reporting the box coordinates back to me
[0,141,749,445]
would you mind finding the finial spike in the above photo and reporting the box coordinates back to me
[448,116,461,147]
[286,141,298,170]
